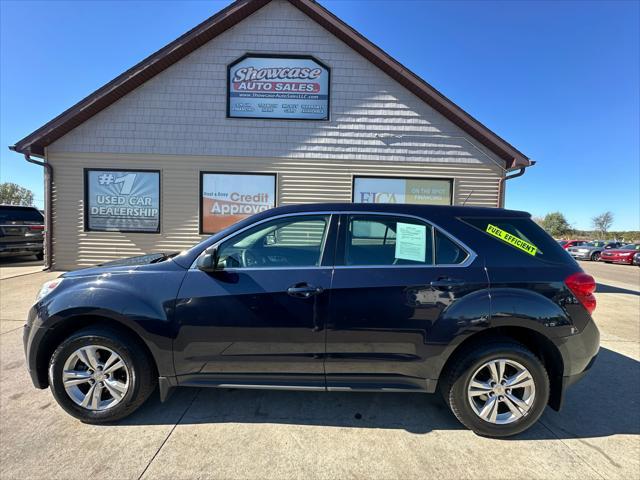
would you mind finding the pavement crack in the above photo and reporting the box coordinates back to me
[538,419,608,479]
[136,388,201,480]
[0,325,25,336]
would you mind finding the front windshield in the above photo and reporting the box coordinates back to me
[621,244,640,250]
[586,242,604,247]
[558,241,568,246]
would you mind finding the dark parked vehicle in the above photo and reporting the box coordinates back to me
[567,241,622,261]
[599,243,640,264]
[24,204,599,437]
[633,252,640,267]
[0,205,44,260]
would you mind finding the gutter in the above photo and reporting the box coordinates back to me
[8,147,53,270]
[498,160,536,208]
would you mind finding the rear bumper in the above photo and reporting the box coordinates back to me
[552,317,600,409]
[569,251,591,260]
[0,242,42,257]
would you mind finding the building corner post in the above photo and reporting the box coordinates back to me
[22,153,54,270]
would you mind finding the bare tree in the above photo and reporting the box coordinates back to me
[591,211,614,239]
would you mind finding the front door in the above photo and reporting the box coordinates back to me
[173,213,337,389]
[326,213,489,391]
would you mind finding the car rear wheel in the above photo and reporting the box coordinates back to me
[48,326,156,423]
[591,252,600,261]
[442,342,549,437]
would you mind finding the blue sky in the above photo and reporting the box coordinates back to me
[1,0,638,230]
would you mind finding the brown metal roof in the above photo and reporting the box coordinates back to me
[10,0,530,169]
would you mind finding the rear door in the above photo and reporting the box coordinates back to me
[325,213,489,391]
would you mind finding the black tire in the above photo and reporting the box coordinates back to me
[35,251,44,261]
[48,326,156,424]
[441,341,549,438]
[591,252,600,262]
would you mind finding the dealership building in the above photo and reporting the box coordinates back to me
[10,0,532,270]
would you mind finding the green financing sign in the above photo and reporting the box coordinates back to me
[486,224,538,256]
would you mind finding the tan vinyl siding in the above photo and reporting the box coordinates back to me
[45,0,508,270]
[48,152,501,269]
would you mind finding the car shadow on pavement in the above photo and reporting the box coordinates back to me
[0,256,42,266]
[117,347,639,440]
[596,283,640,296]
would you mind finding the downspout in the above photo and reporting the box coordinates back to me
[498,160,536,208]
[22,152,53,270]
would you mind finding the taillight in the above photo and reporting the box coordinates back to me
[565,272,596,314]
[28,225,44,231]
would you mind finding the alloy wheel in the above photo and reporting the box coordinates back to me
[467,358,536,424]
[62,345,130,411]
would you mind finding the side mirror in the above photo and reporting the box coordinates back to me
[196,247,219,272]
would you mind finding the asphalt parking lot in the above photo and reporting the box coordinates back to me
[0,261,638,479]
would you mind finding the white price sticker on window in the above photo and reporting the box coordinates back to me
[395,222,426,262]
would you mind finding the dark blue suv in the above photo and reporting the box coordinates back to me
[24,204,599,437]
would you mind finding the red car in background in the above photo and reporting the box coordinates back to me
[599,244,640,264]
[558,240,588,250]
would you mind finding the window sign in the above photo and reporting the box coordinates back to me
[353,177,452,206]
[85,169,160,232]
[228,55,330,120]
[395,222,427,262]
[201,173,276,234]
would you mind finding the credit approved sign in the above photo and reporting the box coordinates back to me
[201,172,276,233]
[486,224,538,256]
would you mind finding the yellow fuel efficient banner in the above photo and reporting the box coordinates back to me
[486,224,538,256]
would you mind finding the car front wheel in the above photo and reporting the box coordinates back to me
[442,342,549,437]
[591,252,600,261]
[48,326,156,423]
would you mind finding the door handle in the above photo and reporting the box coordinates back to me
[430,277,465,289]
[287,283,324,298]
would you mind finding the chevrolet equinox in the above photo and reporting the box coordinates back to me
[24,204,599,437]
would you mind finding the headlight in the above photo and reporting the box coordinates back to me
[36,278,63,301]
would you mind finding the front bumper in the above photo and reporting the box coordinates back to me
[600,255,633,264]
[23,305,49,389]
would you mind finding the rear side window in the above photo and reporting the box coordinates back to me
[0,207,43,223]
[345,215,433,266]
[342,215,470,266]
[435,230,468,264]
[462,217,568,262]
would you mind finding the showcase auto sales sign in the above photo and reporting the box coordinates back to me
[228,55,330,120]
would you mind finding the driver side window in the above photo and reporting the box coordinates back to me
[217,215,330,269]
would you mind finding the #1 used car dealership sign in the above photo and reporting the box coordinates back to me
[85,169,160,233]
[228,54,330,120]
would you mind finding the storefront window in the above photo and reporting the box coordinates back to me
[200,172,277,234]
[85,169,160,233]
[352,176,453,206]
